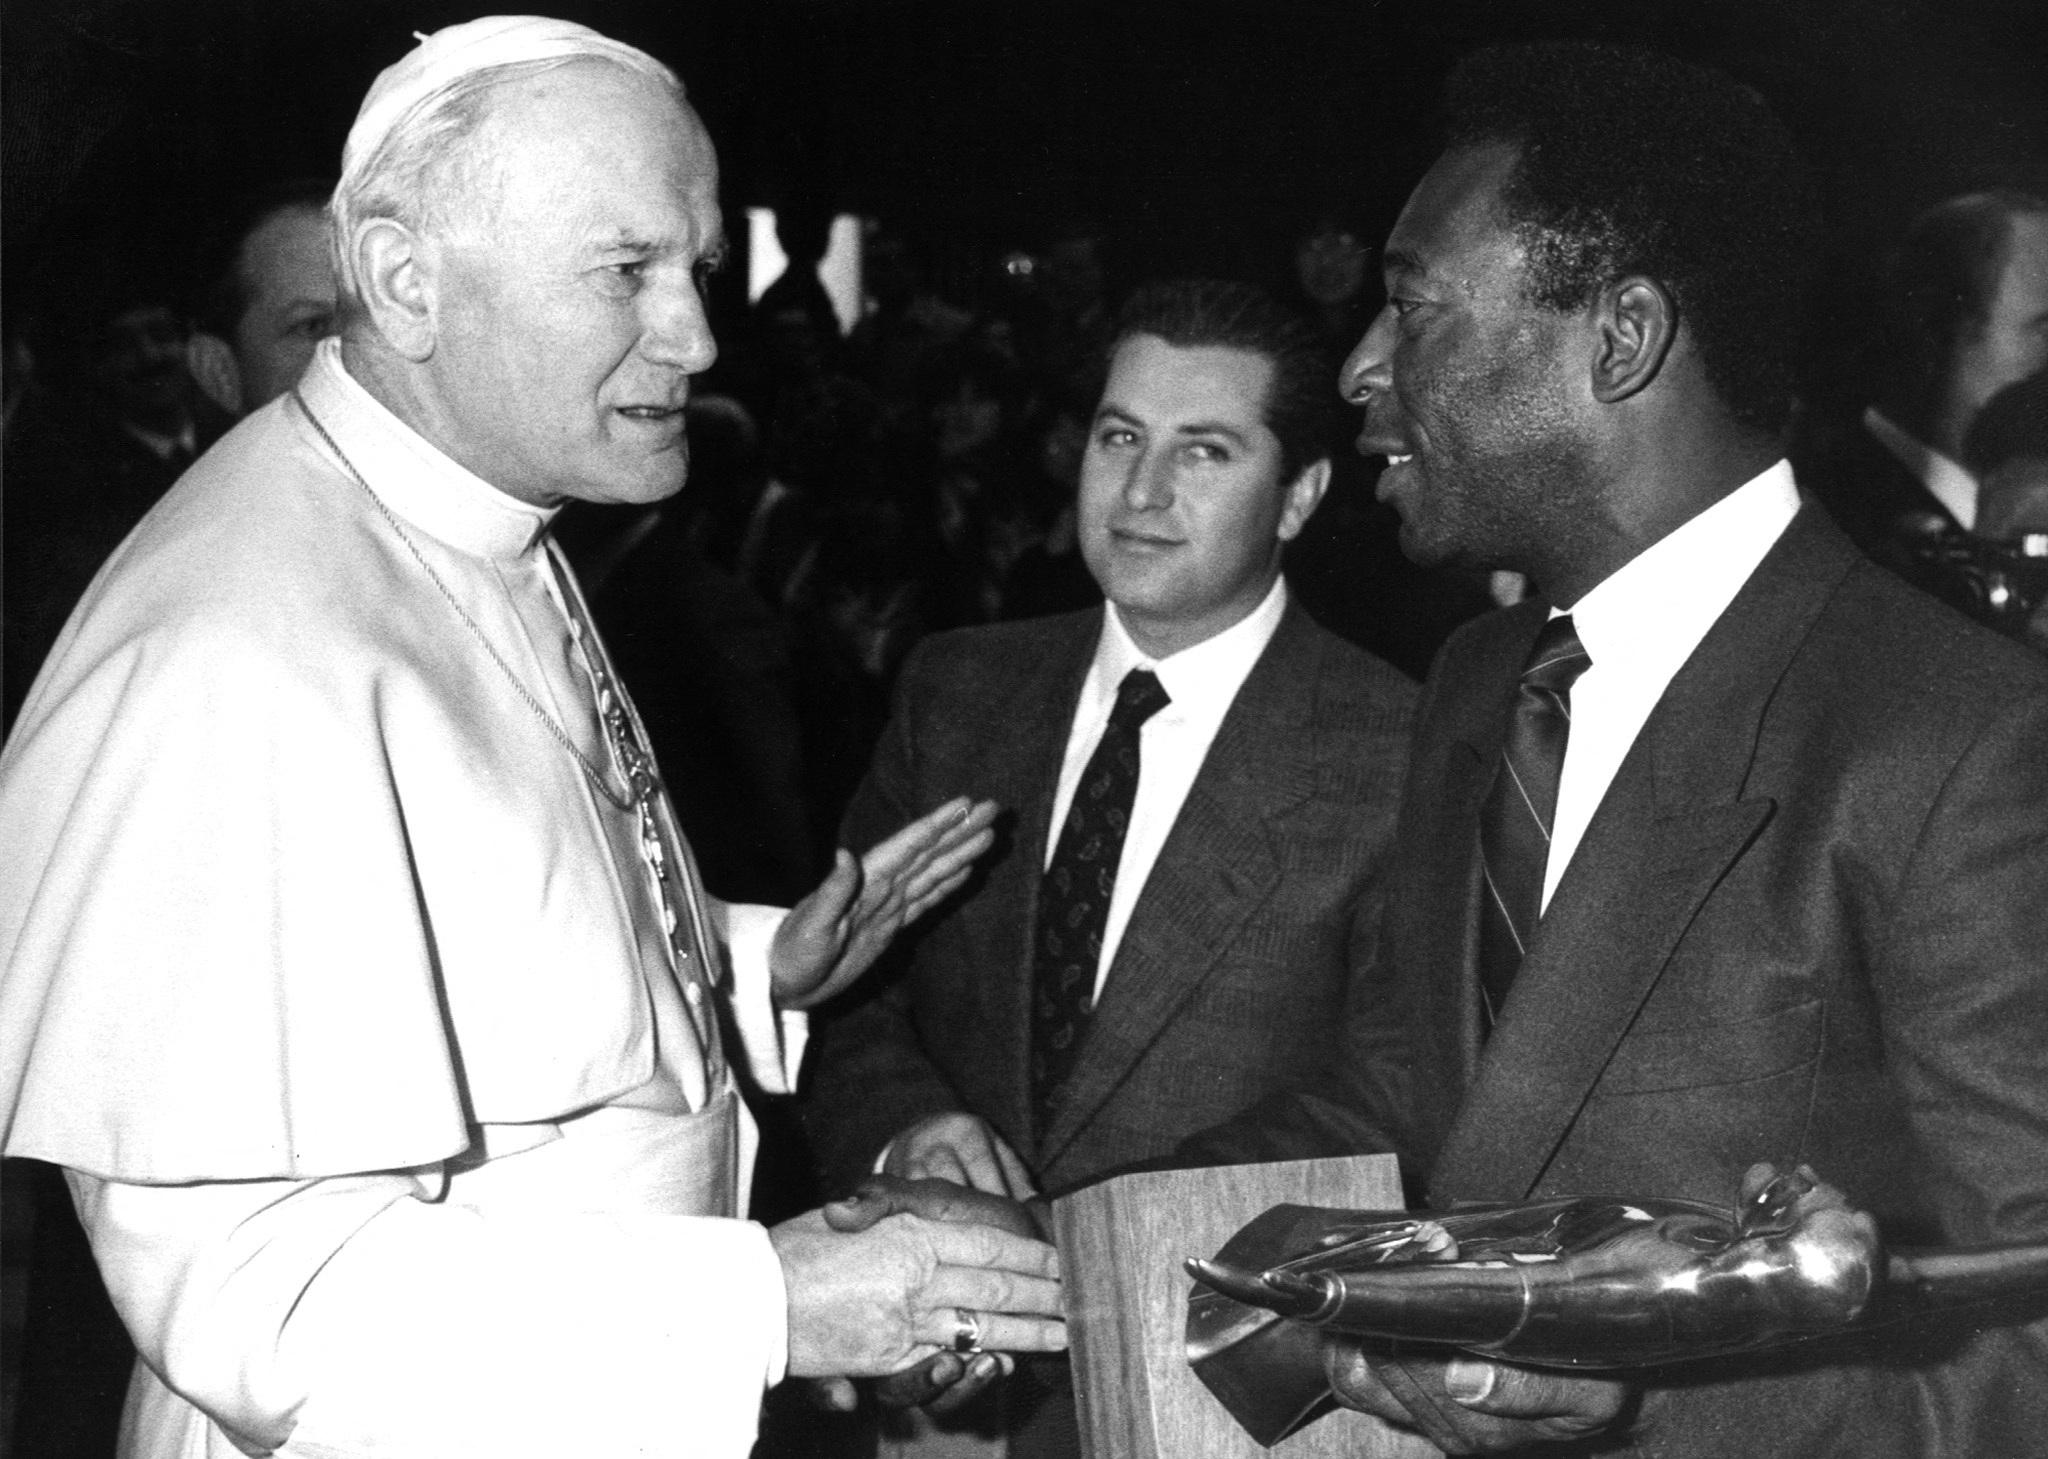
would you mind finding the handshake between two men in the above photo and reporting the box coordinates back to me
[779,1173,1057,1416]
[748,795,1067,1414]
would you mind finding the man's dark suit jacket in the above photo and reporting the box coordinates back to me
[803,600,1415,1202]
[1200,507,2048,1457]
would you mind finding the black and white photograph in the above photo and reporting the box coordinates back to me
[4,2,2045,1456]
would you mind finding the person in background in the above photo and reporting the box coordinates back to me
[1966,367,2048,539]
[1287,209,1376,355]
[1278,203,1495,680]
[755,199,845,348]
[806,278,1416,1458]
[1800,188,2048,592]
[846,224,973,411]
[188,177,341,415]
[1931,367,2048,650]
[2,287,234,727]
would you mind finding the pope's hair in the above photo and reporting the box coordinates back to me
[328,49,683,324]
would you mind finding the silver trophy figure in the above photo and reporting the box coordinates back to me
[1185,1165,2048,1446]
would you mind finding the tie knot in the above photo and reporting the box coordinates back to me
[1522,615,1590,693]
[1110,667,1171,730]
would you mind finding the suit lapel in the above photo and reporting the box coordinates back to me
[1036,608,1317,1167]
[1430,511,1855,1201]
[976,614,1099,1138]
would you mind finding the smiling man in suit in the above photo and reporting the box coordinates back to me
[804,277,1416,1454]
[1198,40,2048,1458]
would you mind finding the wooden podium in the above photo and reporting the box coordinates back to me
[1051,1155,1440,1459]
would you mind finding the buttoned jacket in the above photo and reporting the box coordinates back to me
[804,602,1415,1197]
[1220,507,2048,1457]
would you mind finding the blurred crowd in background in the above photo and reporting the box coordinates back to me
[2,193,1508,911]
[2,9,2046,1454]
[9,176,2048,921]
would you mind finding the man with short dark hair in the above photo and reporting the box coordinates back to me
[189,179,340,414]
[1201,41,2048,1456]
[806,277,1416,1455]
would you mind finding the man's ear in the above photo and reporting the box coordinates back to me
[184,332,243,417]
[351,219,438,361]
[1590,276,1676,404]
[1277,456,1331,542]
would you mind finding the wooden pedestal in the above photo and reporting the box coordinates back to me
[1051,1155,1440,1459]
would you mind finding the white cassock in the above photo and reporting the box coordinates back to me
[0,338,804,1458]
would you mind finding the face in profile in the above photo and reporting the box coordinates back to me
[1340,142,1596,575]
[1078,333,1324,658]
[233,204,336,410]
[422,61,723,508]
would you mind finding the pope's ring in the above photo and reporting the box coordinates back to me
[950,1308,984,1355]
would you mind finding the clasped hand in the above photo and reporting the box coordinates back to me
[770,1174,1063,1406]
[885,1110,1036,1202]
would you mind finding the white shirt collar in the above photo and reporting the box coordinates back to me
[1539,461,1800,911]
[1090,575,1290,721]
[1863,406,1978,529]
[121,419,197,462]
[1564,461,1802,684]
[295,336,557,562]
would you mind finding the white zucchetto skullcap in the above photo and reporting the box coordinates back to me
[340,15,679,192]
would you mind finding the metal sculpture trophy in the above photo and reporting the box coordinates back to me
[1185,1164,2048,1447]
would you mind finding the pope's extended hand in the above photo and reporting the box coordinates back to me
[771,796,999,1010]
[769,1178,1064,1386]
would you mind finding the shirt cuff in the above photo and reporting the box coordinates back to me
[720,901,808,1094]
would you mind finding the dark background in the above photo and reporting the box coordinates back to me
[7,0,2047,337]
[1,2,2044,1453]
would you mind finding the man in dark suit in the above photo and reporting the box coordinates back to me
[1195,42,2048,1457]
[1799,189,2048,606]
[4,297,234,728]
[804,278,1416,1452]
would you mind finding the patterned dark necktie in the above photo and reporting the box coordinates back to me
[1476,615,1591,1029]
[1031,666,1171,1132]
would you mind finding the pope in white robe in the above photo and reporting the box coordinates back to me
[0,18,1048,1457]
[4,330,802,1453]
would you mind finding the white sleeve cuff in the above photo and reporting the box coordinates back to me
[719,901,808,1094]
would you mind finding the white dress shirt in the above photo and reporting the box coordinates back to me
[1049,575,1289,1000]
[1864,406,1979,529]
[1543,462,1802,909]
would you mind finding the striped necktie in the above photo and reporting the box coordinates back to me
[1475,615,1591,1029]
